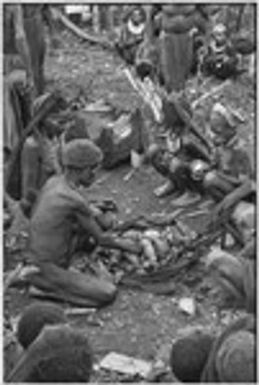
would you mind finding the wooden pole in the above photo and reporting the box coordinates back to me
[5,92,60,192]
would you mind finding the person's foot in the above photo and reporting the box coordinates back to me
[154,181,177,198]
[171,191,201,207]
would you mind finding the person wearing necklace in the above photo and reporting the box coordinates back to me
[115,6,146,66]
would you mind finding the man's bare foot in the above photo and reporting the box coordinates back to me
[154,180,176,198]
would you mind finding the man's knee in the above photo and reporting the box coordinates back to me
[203,170,218,189]
[100,282,117,305]
[22,136,40,164]
[21,136,41,198]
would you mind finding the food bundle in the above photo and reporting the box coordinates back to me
[94,220,197,276]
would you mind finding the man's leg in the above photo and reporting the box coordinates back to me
[27,262,117,308]
[203,170,236,201]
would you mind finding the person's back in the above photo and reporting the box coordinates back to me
[29,174,90,267]
[8,324,93,382]
[170,314,255,382]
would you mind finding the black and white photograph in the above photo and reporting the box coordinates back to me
[3,2,256,382]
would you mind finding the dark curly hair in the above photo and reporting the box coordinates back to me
[170,331,215,382]
[17,302,67,349]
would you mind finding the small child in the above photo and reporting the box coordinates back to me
[201,24,238,80]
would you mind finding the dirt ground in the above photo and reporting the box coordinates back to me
[4,29,255,382]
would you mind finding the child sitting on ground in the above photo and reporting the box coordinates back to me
[201,23,238,80]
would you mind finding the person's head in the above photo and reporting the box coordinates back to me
[62,139,103,187]
[17,302,67,350]
[210,103,236,146]
[130,6,146,25]
[212,23,227,45]
[146,143,171,176]
[190,159,210,181]
[10,325,93,383]
[170,330,215,382]
[216,330,255,382]
[64,118,89,143]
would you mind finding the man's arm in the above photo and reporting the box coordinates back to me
[76,211,142,254]
[212,179,255,222]
[221,179,255,210]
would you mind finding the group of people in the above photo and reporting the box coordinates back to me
[116,5,252,90]
[3,3,256,383]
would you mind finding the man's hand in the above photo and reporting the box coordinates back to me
[119,238,142,254]
[211,197,233,228]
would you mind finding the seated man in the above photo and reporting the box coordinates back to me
[21,139,141,307]
[147,92,211,205]
[170,314,255,382]
[201,23,239,80]
[189,102,255,248]
[4,302,67,380]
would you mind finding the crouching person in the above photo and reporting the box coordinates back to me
[5,302,67,380]
[8,323,93,382]
[22,139,141,307]
[170,314,255,382]
[146,93,211,204]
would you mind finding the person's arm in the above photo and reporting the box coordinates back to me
[238,237,255,260]
[76,211,142,254]
[212,179,255,219]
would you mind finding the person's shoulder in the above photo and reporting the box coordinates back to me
[231,141,250,161]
